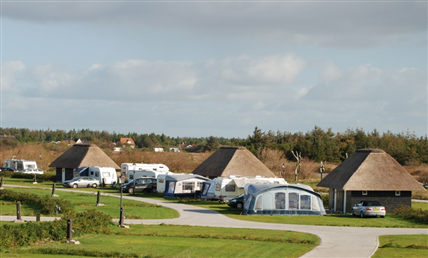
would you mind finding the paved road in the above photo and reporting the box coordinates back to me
[1,186,427,258]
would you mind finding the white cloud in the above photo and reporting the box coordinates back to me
[2,61,26,92]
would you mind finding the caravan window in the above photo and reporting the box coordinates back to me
[225,184,235,192]
[182,182,194,191]
[196,182,203,190]
[215,183,221,191]
[289,192,299,209]
[275,192,286,209]
[300,195,311,210]
[158,179,164,183]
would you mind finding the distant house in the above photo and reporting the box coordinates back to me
[317,149,425,213]
[0,135,18,142]
[154,148,164,152]
[119,138,135,149]
[49,144,120,183]
[169,148,180,153]
[192,146,277,179]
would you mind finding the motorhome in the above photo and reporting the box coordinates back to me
[121,163,169,177]
[211,176,287,203]
[3,159,38,172]
[75,166,118,186]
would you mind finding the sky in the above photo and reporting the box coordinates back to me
[0,0,427,138]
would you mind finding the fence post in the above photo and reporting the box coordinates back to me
[0,177,4,189]
[51,183,58,197]
[32,173,37,184]
[96,191,104,206]
[36,212,40,222]
[14,202,23,223]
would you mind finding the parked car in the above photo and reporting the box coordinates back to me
[0,167,15,173]
[352,200,386,218]
[227,194,244,209]
[63,176,99,188]
[121,177,157,194]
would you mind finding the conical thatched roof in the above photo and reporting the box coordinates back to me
[192,146,276,178]
[317,149,424,191]
[49,144,120,169]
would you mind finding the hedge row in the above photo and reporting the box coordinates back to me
[0,189,73,215]
[393,205,428,223]
[0,209,113,248]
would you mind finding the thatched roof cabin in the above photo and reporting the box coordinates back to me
[317,149,424,213]
[192,146,276,179]
[49,144,119,182]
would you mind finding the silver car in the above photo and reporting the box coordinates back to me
[63,176,99,188]
[352,200,386,218]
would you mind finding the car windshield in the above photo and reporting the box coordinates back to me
[364,201,381,206]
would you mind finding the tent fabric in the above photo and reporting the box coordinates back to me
[243,184,326,216]
[317,149,424,191]
[192,146,276,178]
[49,144,120,170]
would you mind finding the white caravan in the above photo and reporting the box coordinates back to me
[156,172,186,193]
[212,176,287,202]
[3,159,39,173]
[75,166,118,186]
[121,163,169,177]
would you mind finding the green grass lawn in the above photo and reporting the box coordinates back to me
[372,234,428,258]
[6,224,319,258]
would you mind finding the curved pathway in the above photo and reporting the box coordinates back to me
[1,186,427,258]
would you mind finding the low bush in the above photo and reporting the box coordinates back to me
[0,189,73,215]
[393,205,428,223]
[0,209,112,248]
[11,173,56,181]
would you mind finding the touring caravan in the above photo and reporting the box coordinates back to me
[211,176,287,203]
[121,163,169,177]
[164,174,209,198]
[242,184,326,216]
[3,159,38,172]
[156,172,185,193]
[75,166,118,186]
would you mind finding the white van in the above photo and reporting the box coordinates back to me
[121,163,169,177]
[213,176,287,202]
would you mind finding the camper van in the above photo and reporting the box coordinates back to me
[212,176,287,203]
[121,163,169,177]
[75,166,118,186]
[3,159,39,173]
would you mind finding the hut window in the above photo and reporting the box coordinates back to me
[225,184,235,192]
[182,182,194,191]
[395,191,401,196]
[300,195,311,210]
[275,192,286,209]
[289,192,299,209]
[362,191,368,196]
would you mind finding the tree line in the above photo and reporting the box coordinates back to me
[0,126,427,166]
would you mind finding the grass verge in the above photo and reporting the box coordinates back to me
[372,234,428,258]
[5,224,319,258]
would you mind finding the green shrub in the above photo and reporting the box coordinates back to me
[0,210,112,248]
[11,173,56,181]
[0,189,73,215]
[393,205,428,223]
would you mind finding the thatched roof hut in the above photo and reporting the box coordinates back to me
[49,144,119,182]
[317,149,424,191]
[192,146,276,179]
[317,149,424,213]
